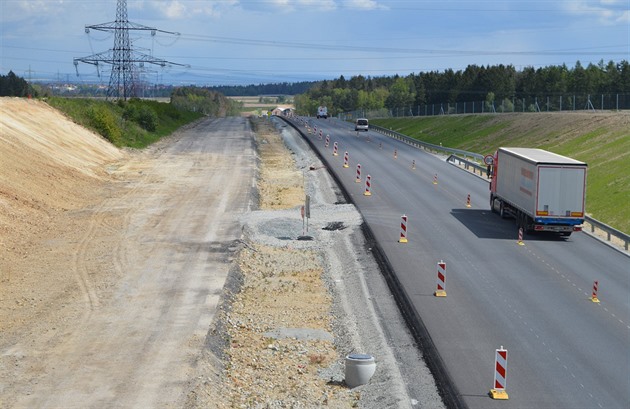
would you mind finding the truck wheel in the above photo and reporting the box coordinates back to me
[519,214,530,234]
[499,202,507,218]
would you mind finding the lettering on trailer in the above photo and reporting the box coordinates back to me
[519,167,534,196]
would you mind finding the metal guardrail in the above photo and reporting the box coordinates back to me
[446,154,488,178]
[584,217,630,251]
[369,124,484,162]
[371,125,630,253]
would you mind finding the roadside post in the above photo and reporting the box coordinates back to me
[517,227,524,246]
[591,280,600,303]
[364,175,372,196]
[398,215,408,243]
[490,346,509,400]
[434,260,447,297]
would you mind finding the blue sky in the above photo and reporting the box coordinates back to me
[1,0,629,86]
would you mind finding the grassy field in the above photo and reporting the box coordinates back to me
[371,112,630,233]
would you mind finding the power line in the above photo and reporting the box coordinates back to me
[73,0,186,100]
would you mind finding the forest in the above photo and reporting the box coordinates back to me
[294,60,630,117]
[207,81,316,96]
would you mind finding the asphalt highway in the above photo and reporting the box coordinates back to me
[285,116,629,409]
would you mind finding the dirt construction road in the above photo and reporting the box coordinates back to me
[1,114,255,408]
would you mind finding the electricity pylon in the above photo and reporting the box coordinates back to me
[74,0,186,100]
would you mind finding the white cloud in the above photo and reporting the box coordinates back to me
[1,0,76,21]
[615,9,630,24]
[343,0,387,10]
[163,1,186,18]
[562,0,629,25]
[268,0,292,6]
[293,0,337,11]
[138,0,240,19]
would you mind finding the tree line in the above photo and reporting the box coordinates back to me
[170,87,242,116]
[0,71,37,97]
[208,81,316,97]
[295,60,630,116]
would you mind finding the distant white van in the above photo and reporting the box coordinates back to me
[355,118,369,131]
[317,106,328,119]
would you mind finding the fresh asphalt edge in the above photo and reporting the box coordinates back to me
[279,116,468,409]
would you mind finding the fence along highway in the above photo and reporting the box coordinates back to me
[281,115,630,409]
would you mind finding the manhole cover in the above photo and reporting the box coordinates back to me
[322,222,346,231]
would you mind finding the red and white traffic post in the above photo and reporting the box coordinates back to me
[355,164,362,183]
[466,194,472,208]
[517,227,524,245]
[433,174,438,185]
[343,151,350,168]
[591,280,600,303]
[435,260,447,297]
[398,214,408,243]
[333,142,339,156]
[325,135,330,147]
[490,346,509,400]
[364,175,372,196]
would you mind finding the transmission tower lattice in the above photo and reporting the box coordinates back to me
[74,0,186,100]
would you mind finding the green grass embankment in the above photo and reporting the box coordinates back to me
[371,113,630,233]
[47,97,204,149]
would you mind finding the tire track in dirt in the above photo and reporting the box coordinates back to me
[72,200,106,311]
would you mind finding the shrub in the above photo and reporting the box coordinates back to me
[87,105,122,145]
[122,103,138,121]
[135,105,158,131]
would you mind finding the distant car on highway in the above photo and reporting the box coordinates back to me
[355,118,369,131]
[317,106,328,119]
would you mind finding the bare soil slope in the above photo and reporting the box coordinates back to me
[0,98,124,337]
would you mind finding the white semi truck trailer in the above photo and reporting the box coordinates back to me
[489,147,587,237]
